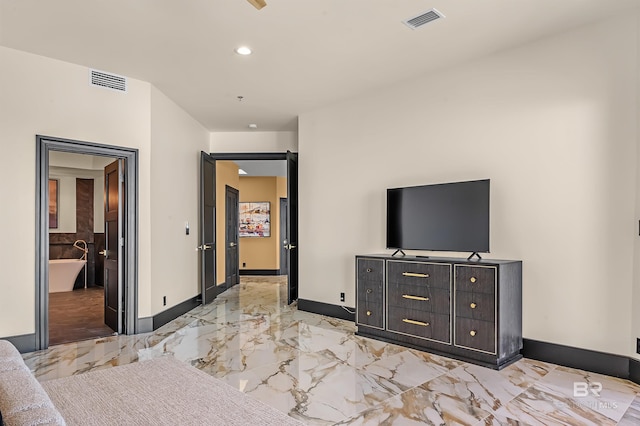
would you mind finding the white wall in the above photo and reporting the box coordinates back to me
[150,86,209,313]
[48,166,106,234]
[299,14,639,357]
[0,46,152,336]
[47,172,77,234]
[632,14,640,362]
[0,46,207,338]
[210,131,298,153]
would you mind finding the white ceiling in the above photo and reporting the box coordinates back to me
[235,160,287,177]
[1,0,638,132]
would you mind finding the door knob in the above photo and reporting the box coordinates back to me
[285,244,296,250]
[196,244,212,251]
[98,250,107,256]
[229,242,237,247]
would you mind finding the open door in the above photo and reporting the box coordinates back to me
[103,160,123,333]
[199,152,217,304]
[225,186,239,287]
[279,198,289,275]
[286,151,299,304]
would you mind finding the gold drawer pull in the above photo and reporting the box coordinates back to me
[470,330,477,337]
[402,294,429,301]
[402,318,429,327]
[470,277,477,283]
[402,272,430,278]
[470,302,477,309]
[366,310,372,316]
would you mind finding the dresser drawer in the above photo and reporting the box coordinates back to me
[357,258,384,283]
[455,317,496,354]
[387,306,450,343]
[455,265,496,294]
[455,291,495,322]
[387,261,450,289]
[388,284,450,315]
[357,280,384,305]
[357,301,384,329]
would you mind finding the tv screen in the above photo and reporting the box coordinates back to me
[386,179,490,253]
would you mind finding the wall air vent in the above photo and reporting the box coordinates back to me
[402,8,445,30]
[89,69,127,93]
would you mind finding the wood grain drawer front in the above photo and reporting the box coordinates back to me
[357,280,384,306]
[455,317,496,354]
[455,291,495,322]
[387,306,450,344]
[357,258,384,282]
[388,285,450,315]
[387,261,450,289]
[455,265,496,294]
[357,301,383,329]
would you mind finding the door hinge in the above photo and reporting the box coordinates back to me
[120,237,125,246]
[119,173,124,183]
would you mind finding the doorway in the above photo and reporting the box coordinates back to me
[36,136,139,350]
[48,153,118,345]
[204,152,298,305]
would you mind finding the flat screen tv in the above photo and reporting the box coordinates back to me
[386,179,489,255]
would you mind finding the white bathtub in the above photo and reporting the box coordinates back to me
[49,259,86,293]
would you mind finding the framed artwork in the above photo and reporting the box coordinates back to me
[49,179,59,229]
[239,202,270,237]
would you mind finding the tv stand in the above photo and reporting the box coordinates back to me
[467,252,482,261]
[355,254,522,369]
[391,249,406,257]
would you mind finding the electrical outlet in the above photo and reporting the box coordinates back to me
[243,262,246,267]
[163,296,167,306]
[340,292,345,302]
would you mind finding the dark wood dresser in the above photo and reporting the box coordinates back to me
[356,254,522,369]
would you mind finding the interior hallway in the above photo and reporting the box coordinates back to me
[25,276,640,424]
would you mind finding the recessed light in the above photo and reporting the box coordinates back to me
[235,46,252,55]
[248,124,258,129]
[239,169,248,175]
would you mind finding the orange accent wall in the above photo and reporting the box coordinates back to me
[239,176,287,271]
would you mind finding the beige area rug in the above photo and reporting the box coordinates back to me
[42,356,302,426]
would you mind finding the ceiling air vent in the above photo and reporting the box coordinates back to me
[402,8,445,30]
[89,69,127,93]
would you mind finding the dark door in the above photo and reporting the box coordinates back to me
[286,151,299,304]
[225,186,239,287]
[279,198,289,275]
[103,160,122,333]
[199,152,216,304]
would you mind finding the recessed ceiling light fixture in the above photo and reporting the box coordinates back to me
[235,46,252,55]
[248,124,258,129]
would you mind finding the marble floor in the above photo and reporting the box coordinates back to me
[23,276,640,425]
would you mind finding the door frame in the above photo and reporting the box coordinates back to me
[209,152,298,301]
[36,135,139,350]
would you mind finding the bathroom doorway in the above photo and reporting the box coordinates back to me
[48,152,117,345]
[36,136,139,350]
